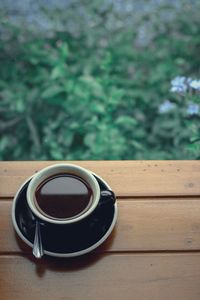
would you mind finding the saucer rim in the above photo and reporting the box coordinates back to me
[11,171,117,257]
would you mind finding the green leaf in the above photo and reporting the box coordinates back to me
[41,85,64,99]
[59,42,69,59]
[116,116,137,126]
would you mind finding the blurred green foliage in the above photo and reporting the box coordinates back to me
[0,2,200,160]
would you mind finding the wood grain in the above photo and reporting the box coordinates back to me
[1,254,200,300]
[1,161,200,198]
[2,198,200,253]
[1,161,200,300]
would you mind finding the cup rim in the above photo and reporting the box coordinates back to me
[26,163,100,224]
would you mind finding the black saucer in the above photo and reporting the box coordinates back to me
[13,175,116,256]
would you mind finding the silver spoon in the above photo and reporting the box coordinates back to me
[33,220,44,259]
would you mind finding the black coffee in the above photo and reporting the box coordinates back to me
[35,174,93,219]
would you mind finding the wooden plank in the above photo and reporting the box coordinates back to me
[1,253,200,300]
[1,161,200,198]
[2,198,200,253]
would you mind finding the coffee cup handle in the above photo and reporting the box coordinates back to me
[99,190,116,207]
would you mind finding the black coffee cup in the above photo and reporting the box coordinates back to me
[27,164,115,225]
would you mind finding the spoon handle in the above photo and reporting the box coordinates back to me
[33,221,44,259]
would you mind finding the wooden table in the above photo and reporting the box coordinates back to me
[1,161,200,299]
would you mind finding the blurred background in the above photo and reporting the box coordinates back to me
[0,0,199,160]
